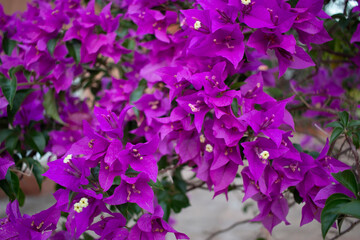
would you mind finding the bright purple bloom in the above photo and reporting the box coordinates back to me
[105,172,155,213]
[128,205,189,240]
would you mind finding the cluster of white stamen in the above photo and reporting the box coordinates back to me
[63,154,72,164]
[205,144,213,153]
[259,150,270,160]
[194,20,201,30]
[199,134,206,143]
[188,103,200,113]
[241,0,251,5]
[74,197,89,213]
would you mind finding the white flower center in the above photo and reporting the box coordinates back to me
[194,20,201,30]
[205,144,213,153]
[74,197,89,213]
[241,0,251,5]
[259,150,270,160]
[199,134,206,143]
[63,154,72,164]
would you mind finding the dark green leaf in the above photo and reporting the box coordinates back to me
[23,70,32,82]
[171,193,190,213]
[338,111,349,127]
[130,79,147,102]
[349,120,360,128]
[321,198,350,238]
[7,89,35,123]
[5,133,19,153]
[149,179,164,190]
[0,74,17,109]
[2,33,17,55]
[332,170,358,197]
[292,143,303,152]
[264,87,283,99]
[47,38,58,56]
[43,89,65,124]
[0,129,13,144]
[66,40,81,63]
[230,81,246,90]
[82,232,95,240]
[24,158,45,190]
[330,127,343,143]
[326,121,343,128]
[353,133,360,149]
[0,178,16,201]
[25,130,46,153]
[17,188,25,206]
[338,200,360,218]
[231,98,239,117]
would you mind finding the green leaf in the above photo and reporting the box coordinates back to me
[0,178,16,201]
[25,130,46,153]
[24,158,45,190]
[5,133,19,153]
[83,232,95,240]
[353,132,360,149]
[230,81,246,90]
[349,120,360,128]
[47,38,58,56]
[149,179,164,190]
[0,74,17,109]
[43,89,65,124]
[321,198,350,238]
[17,188,25,206]
[231,98,239,117]
[338,111,349,128]
[0,129,13,144]
[338,200,360,218]
[2,33,17,55]
[171,193,190,213]
[330,127,343,143]
[332,170,359,197]
[292,143,303,152]
[264,87,284,99]
[7,89,35,123]
[66,40,81,63]
[326,121,343,128]
[130,79,147,103]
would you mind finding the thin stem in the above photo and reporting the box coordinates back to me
[206,218,254,240]
[345,134,360,178]
[328,220,360,240]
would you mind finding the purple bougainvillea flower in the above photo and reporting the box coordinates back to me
[66,194,110,239]
[177,91,211,133]
[116,136,159,182]
[89,212,128,239]
[189,24,244,68]
[251,195,290,233]
[105,173,155,213]
[0,200,60,240]
[134,90,171,125]
[93,105,132,139]
[0,153,14,180]
[128,205,189,240]
[242,137,288,181]
[100,3,121,33]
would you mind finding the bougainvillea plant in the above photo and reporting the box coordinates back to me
[0,0,359,239]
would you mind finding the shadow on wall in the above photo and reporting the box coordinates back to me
[0,0,29,14]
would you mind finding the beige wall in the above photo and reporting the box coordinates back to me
[0,0,29,14]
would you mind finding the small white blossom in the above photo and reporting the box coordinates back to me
[194,20,201,30]
[63,154,72,164]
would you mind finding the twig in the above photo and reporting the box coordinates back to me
[328,220,360,240]
[206,218,254,240]
[345,134,360,178]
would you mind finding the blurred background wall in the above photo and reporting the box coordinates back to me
[0,0,28,14]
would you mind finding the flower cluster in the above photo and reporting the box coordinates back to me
[0,0,359,239]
